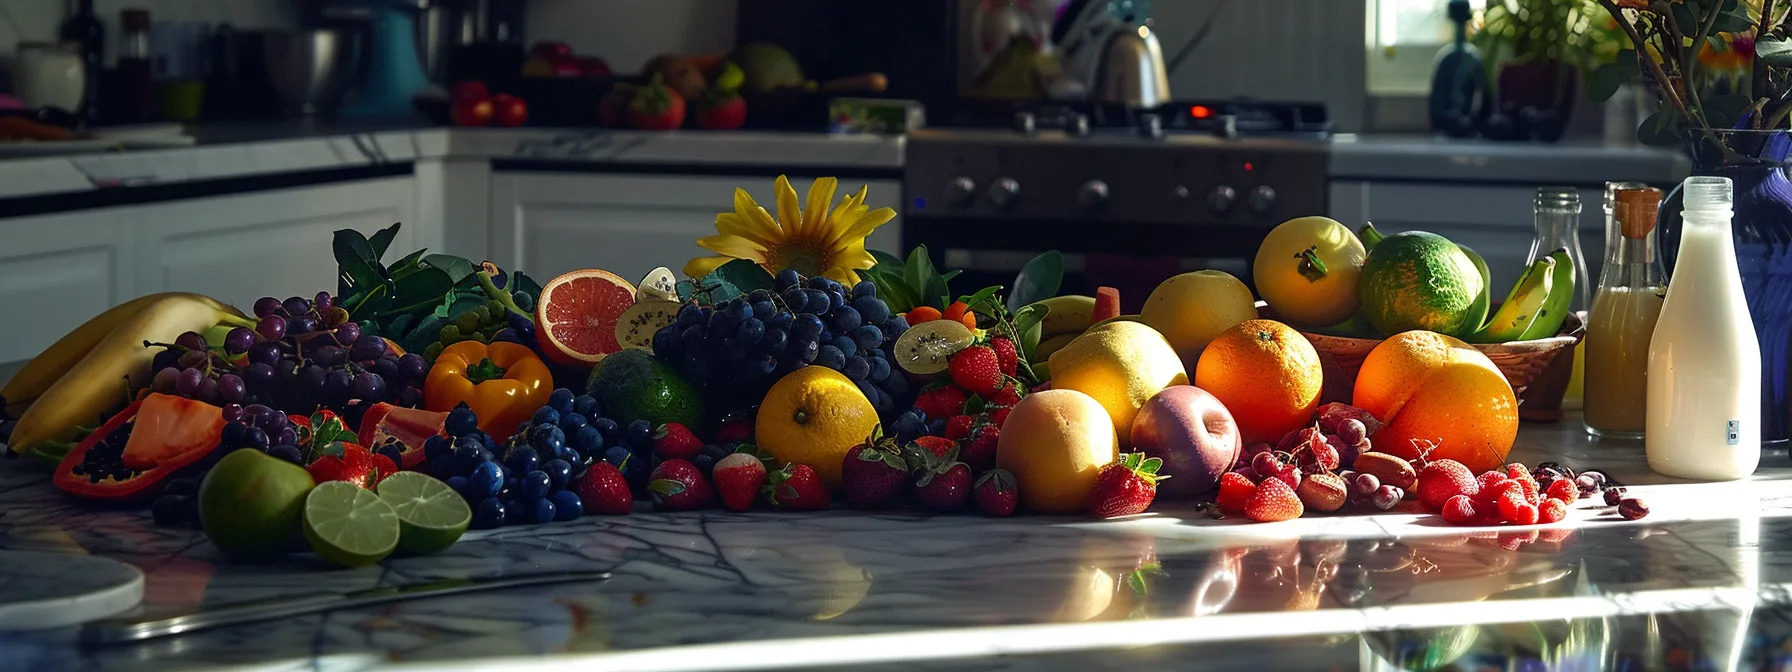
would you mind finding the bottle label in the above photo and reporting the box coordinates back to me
[1728,420,1741,446]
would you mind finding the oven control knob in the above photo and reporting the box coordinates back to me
[988,177,1021,209]
[1208,185,1238,213]
[1014,111,1037,135]
[1077,179,1110,209]
[1248,185,1278,214]
[1174,185,1191,201]
[1137,113,1164,139]
[946,176,977,206]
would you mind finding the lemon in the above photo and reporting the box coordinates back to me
[756,367,879,489]
[375,472,470,556]
[1140,270,1258,371]
[1253,216,1366,328]
[302,481,400,568]
[1046,321,1188,442]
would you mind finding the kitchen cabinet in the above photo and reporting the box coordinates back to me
[487,172,903,285]
[0,208,138,363]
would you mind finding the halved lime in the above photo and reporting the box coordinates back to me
[375,471,471,555]
[892,319,976,375]
[302,481,400,568]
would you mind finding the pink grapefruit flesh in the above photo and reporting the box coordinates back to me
[536,269,637,367]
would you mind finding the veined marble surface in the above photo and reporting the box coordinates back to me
[3,416,1792,671]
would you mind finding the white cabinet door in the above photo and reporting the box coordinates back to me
[137,178,418,311]
[490,172,903,285]
[0,208,136,363]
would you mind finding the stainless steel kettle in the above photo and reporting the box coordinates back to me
[1092,25,1169,108]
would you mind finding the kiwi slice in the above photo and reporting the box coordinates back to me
[892,320,976,375]
[615,300,682,351]
[637,266,680,302]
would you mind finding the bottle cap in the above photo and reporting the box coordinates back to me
[1536,187,1581,212]
[1614,186,1663,239]
[1605,181,1647,211]
[1682,175,1733,214]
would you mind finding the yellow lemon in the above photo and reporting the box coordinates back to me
[1046,321,1188,441]
[995,389,1120,513]
[1140,270,1259,372]
[757,366,878,489]
[1254,216,1366,328]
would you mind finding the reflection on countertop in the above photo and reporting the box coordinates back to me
[2,415,1791,670]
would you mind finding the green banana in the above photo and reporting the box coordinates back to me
[1468,256,1555,343]
[1455,243,1493,338]
[1518,249,1576,340]
[1358,222,1386,253]
[1030,295,1096,338]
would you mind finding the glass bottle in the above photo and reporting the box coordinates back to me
[1647,176,1760,480]
[1584,185,1664,438]
[59,0,103,125]
[112,8,154,124]
[1532,187,1592,410]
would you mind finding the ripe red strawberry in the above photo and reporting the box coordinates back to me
[369,454,398,486]
[910,435,957,459]
[944,414,975,441]
[1089,452,1165,518]
[653,422,704,460]
[962,423,999,472]
[1416,459,1479,511]
[647,458,715,511]
[1505,463,1531,480]
[694,91,746,130]
[1440,494,1478,525]
[1496,489,1528,523]
[914,385,969,421]
[988,337,1019,376]
[1544,478,1578,504]
[1538,498,1568,523]
[915,449,972,512]
[841,429,909,509]
[306,442,377,488]
[992,407,1011,426]
[1475,471,1509,495]
[1508,501,1539,525]
[628,75,686,130]
[1243,475,1303,522]
[991,381,1022,407]
[948,345,1003,397]
[575,460,633,515]
[1516,477,1541,505]
[712,452,767,512]
[974,468,1019,516]
[765,463,831,510]
[1217,471,1257,512]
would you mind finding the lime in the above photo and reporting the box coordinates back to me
[586,350,702,429]
[375,472,470,555]
[1357,231,1485,337]
[302,481,400,568]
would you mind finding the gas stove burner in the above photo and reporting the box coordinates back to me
[936,99,1332,140]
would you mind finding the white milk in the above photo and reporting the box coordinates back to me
[1645,176,1760,480]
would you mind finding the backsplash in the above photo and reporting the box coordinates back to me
[524,0,737,75]
[0,0,294,86]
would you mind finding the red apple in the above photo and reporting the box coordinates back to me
[493,93,527,127]
[450,96,494,126]
[1130,385,1241,497]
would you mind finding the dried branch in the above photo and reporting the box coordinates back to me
[1598,0,1698,122]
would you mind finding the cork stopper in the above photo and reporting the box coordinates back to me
[1615,186,1663,239]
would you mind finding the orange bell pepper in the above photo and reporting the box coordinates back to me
[423,341,551,442]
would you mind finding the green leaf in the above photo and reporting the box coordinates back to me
[1012,303,1048,336]
[425,254,478,284]
[333,229,387,299]
[1587,55,1638,103]
[512,271,542,301]
[870,249,906,271]
[368,223,401,260]
[1712,7,1753,33]
[402,314,447,354]
[447,291,487,319]
[905,246,936,306]
[1672,3,1698,34]
[676,279,698,301]
[389,267,456,316]
[1013,304,1047,364]
[1704,93,1752,130]
[958,285,1003,314]
[708,259,776,295]
[1759,35,1792,68]
[864,267,919,313]
[1007,251,1064,312]
[1637,108,1682,147]
[386,249,430,280]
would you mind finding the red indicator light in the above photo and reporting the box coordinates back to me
[1191,105,1212,119]
[1244,162,1255,172]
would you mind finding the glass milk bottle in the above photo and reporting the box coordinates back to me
[1646,176,1760,480]
[1532,188,1593,409]
[1584,185,1665,438]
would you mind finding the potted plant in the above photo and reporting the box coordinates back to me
[1470,0,1622,140]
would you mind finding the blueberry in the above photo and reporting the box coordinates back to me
[559,413,589,434]
[781,288,809,313]
[529,498,557,525]
[446,475,471,497]
[804,290,831,314]
[626,419,654,449]
[548,388,576,414]
[453,440,487,474]
[573,424,604,453]
[831,336,858,359]
[472,498,507,529]
[445,405,478,437]
[775,268,802,290]
[593,417,620,442]
[852,281,877,299]
[573,394,601,418]
[424,435,452,460]
[868,355,892,382]
[470,461,505,496]
[852,324,883,351]
[852,296,890,325]
[532,406,560,428]
[542,458,573,490]
[737,318,765,344]
[503,498,525,525]
[520,470,552,499]
[377,443,404,467]
[816,345,847,370]
[530,424,566,453]
[604,445,632,469]
[844,356,871,381]
[551,490,584,520]
[693,453,716,474]
[506,445,541,474]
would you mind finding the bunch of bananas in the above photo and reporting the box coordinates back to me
[3,293,249,462]
[1022,295,1099,376]
[1465,249,1575,343]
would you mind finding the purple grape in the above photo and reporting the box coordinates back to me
[321,306,350,327]
[268,444,302,464]
[248,341,282,366]
[256,316,287,341]
[373,356,400,382]
[253,297,282,318]
[300,365,327,391]
[242,404,274,424]
[276,427,297,447]
[243,426,269,448]
[352,372,386,401]
[177,349,209,369]
[151,367,180,393]
[333,322,361,347]
[310,345,346,367]
[245,362,276,386]
[398,387,423,407]
[223,327,255,355]
[282,297,311,317]
[174,368,203,395]
[175,331,208,352]
[221,403,245,423]
[397,353,427,381]
[323,369,351,399]
[195,377,218,403]
[287,315,318,336]
[349,334,387,362]
[217,374,246,403]
[313,292,333,313]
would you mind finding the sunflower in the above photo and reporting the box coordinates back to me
[684,175,896,285]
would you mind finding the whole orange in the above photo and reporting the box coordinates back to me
[1193,319,1323,444]
[1352,330,1518,473]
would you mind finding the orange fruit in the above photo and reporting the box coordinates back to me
[995,389,1119,513]
[907,306,942,323]
[535,269,636,368]
[1353,330,1517,473]
[756,367,879,490]
[1193,319,1323,444]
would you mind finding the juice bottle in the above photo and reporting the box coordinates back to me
[1532,188,1592,411]
[1584,185,1664,438]
[1646,176,1760,480]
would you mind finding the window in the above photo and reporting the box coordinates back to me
[1368,0,1487,95]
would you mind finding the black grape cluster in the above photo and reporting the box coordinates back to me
[649,269,911,416]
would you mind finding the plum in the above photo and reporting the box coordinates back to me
[1130,386,1241,497]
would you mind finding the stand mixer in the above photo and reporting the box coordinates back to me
[320,0,434,117]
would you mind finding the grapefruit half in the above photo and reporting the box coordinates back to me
[536,269,637,367]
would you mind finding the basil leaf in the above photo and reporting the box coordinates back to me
[425,254,478,284]
[390,268,455,316]
[333,229,386,299]
[368,223,401,260]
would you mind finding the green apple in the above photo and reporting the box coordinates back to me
[199,448,315,560]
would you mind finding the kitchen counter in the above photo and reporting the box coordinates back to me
[4,416,1791,671]
[1329,134,1691,186]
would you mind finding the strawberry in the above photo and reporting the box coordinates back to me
[1216,472,1257,512]
[695,91,747,130]
[1243,475,1304,522]
[973,468,1018,516]
[369,454,398,486]
[575,459,633,515]
[961,423,999,472]
[1538,497,1568,523]
[306,442,377,488]
[1496,488,1529,523]
[944,414,975,441]
[628,74,686,130]
[1505,463,1531,480]
[910,435,957,459]
[1440,494,1478,525]
[1090,452,1165,518]
[765,463,831,510]
[712,452,767,512]
[1508,501,1539,525]
[1416,459,1478,511]
[1544,478,1578,504]
[653,422,704,460]
[990,382,1022,408]
[841,428,909,509]
[914,449,972,512]
[647,458,714,511]
[1516,477,1541,505]
[597,84,634,127]
[914,385,969,421]
[947,345,1003,397]
[988,337,1019,376]
[1475,471,1509,496]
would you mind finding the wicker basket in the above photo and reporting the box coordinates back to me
[1300,313,1586,422]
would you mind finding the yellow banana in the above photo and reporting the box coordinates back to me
[1032,295,1096,337]
[1468,256,1555,344]
[1518,249,1575,340]
[3,293,168,415]
[1032,332,1080,364]
[9,294,247,455]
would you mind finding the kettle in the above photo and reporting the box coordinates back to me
[1091,25,1169,108]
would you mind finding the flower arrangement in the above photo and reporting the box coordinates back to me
[1590,0,1785,150]
[684,175,897,285]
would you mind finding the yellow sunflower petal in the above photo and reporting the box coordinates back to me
[822,267,859,285]
[733,188,781,236]
[696,234,768,260]
[833,242,878,271]
[684,256,733,278]
[716,213,780,248]
[803,177,839,237]
[829,185,869,223]
[828,207,897,252]
[774,175,803,237]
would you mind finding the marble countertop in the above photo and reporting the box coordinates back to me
[2,415,1790,671]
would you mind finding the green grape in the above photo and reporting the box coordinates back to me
[424,342,444,361]
[512,291,534,312]
[473,305,491,323]
[453,312,480,333]
[439,324,463,342]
